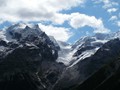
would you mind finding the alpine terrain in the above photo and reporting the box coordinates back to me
[0,23,120,90]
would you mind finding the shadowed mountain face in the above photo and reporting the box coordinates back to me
[0,23,64,90]
[1,23,120,90]
[69,56,120,90]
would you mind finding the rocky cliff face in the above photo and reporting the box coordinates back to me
[0,23,64,90]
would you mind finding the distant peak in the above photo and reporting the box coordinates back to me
[24,25,31,29]
[9,23,41,31]
[34,24,40,29]
[24,24,40,30]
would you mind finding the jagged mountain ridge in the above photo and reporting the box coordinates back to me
[0,23,64,90]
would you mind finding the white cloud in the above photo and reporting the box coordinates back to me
[0,0,85,24]
[107,8,118,13]
[109,16,118,21]
[69,13,110,33]
[117,21,120,27]
[38,23,73,42]
[93,0,118,8]
[51,13,70,25]
[85,31,90,36]
[102,0,118,9]
[93,0,118,14]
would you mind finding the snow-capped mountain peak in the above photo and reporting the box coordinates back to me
[0,23,43,42]
[57,32,120,66]
[9,23,42,35]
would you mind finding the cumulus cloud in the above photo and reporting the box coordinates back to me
[51,13,70,25]
[109,16,118,21]
[38,23,73,42]
[107,8,118,13]
[117,21,120,27]
[93,0,118,14]
[102,0,118,9]
[69,13,110,33]
[94,0,118,9]
[0,0,85,24]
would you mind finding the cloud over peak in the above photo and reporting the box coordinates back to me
[39,23,72,42]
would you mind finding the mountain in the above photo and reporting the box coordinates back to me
[59,32,120,66]
[53,33,120,90]
[0,23,65,90]
[1,23,120,90]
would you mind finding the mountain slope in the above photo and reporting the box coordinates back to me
[53,38,120,90]
[71,56,120,90]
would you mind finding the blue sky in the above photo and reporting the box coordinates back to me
[0,0,120,43]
